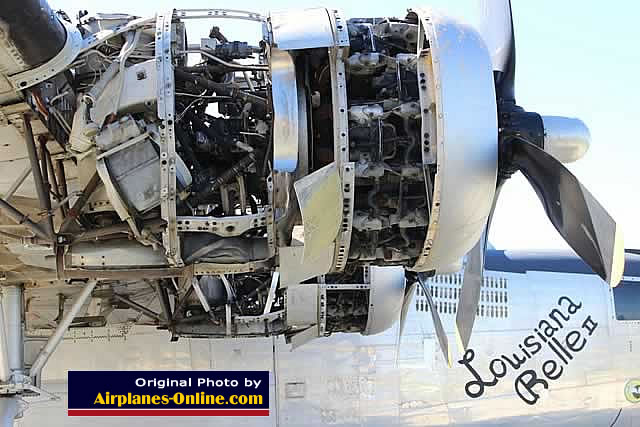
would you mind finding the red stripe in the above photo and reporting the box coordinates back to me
[68,409,269,417]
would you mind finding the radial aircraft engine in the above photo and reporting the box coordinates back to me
[0,1,623,364]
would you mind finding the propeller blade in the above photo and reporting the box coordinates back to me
[478,0,513,72]
[456,183,504,352]
[478,0,513,71]
[456,230,485,353]
[511,139,625,286]
[395,281,417,365]
[417,274,452,367]
[398,282,417,339]
[478,0,516,102]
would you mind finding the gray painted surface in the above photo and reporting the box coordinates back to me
[14,251,640,426]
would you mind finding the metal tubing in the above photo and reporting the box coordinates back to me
[72,218,165,243]
[45,149,66,218]
[0,199,50,241]
[30,280,98,378]
[54,160,69,213]
[0,296,11,383]
[185,49,268,71]
[0,396,19,427]
[262,272,279,315]
[0,230,22,242]
[155,282,173,323]
[174,69,267,115]
[0,268,184,284]
[59,268,184,281]
[193,154,255,203]
[39,140,50,200]
[59,172,101,234]
[191,279,212,313]
[23,116,54,239]
[2,166,31,200]
[73,223,131,242]
[62,268,182,280]
[172,285,194,321]
[243,71,256,92]
[2,286,23,378]
[112,294,161,322]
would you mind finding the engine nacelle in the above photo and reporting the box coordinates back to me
[0,3,500,343]
[285,266,405,345]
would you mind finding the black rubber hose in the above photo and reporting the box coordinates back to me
[186,113,236,151]
[191,154,255,204]
[175,124,202,171]
[175,69,268,117]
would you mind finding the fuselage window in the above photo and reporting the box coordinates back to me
[613,281,640,320]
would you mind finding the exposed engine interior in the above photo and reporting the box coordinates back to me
[0,8,438,343]
[0,3,614,349]
[0,2,628,420]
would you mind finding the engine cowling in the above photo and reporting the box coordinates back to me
[285,266,405,343]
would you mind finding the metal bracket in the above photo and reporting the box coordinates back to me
[156,11,182,266]
[332,162,355,272]
[328,9,350,168]
[95,160,134,226]
[322,283,370,291]
[265,175,276,257]
[416,48,437,165]
[235,310,284,325]
[81,16,155,46]
[175,9,264,22]
[266,206,276,257]
[329,46,349,166]
[176,212,268,237]
[0,381,60,403]
[329,9,350,47]
[193,260,269,275]
[262,272,279,315]
[317,286,327,337]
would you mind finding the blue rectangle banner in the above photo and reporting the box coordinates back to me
[68,370,269,416]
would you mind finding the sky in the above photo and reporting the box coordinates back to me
[49,0,640,251]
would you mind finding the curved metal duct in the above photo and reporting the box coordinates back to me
[0,0,66,73]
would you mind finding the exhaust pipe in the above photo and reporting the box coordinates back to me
[0,0,67,72]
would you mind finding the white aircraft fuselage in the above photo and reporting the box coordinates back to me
[16,250,640,426]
